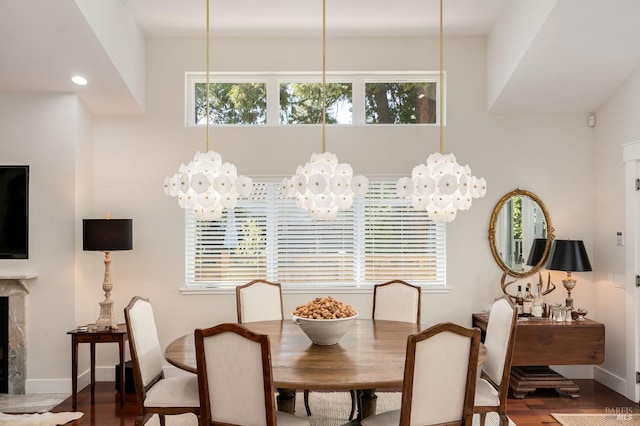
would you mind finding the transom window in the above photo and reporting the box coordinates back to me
[185,180,446,289]
[186,72,441,126]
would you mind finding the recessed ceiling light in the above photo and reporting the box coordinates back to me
[72,75,88,86]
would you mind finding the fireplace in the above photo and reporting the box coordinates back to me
[0,297,7,393]
[0,275,34,394]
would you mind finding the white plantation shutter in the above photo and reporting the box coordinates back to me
[363,182,445,284]
[185,180,445,288]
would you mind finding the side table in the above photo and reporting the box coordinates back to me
[67,324,128,410]
[472,313,605,399]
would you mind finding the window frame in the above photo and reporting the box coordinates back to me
[182,176,447,293]
[185,71,444,127]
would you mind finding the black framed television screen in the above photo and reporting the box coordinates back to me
[0,166,29,259]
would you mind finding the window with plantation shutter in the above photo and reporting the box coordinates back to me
[185,179,446,289]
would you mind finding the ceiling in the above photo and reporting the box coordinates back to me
[1,0,639,116]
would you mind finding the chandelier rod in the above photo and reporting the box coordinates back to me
[322,0,327,153]
[206,0,211,152]
[439,0,444,155]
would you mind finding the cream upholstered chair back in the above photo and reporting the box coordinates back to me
[236,280,284,323]
[483,296,517,386]
[373,280,421,323]
[195,323,277,426]
[125,297,165,389]
[399,322,480,426]
[125,296,200,426]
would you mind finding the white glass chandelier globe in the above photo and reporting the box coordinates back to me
[313,205,339,221]
[179,173,190,193]
[350,175,369,196]
[437,174,459,196]
[317,152,339,169]
[196,150,222,166]
[213,175,232,194]
[234,175,253,196]
[180,190,198,209]
[313,192,333,208]
[411,194,429,210]
[426,152,446,169]
[308,174,328,194]
[411,163,429,179]
[292,175,308,194]
[457,174,470,195]
[415,176,436,196]
[451,191,467,211]
[164,174,180,196]
[396,177,414,198]
[295,193,313,209]
[198,205,224,221]
[335,163,354,178]
[281,178,291,196]
[329,175,348,195]
[469,176,487,198]
[432,193,453,209]
[220,192,239,209]
[190,172,211,194]
[220,162,238,178]
[197,192,219,208]
[335,192,354,209]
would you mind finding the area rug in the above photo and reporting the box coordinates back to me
[0,394,70,414]
[146,392,516,426]
[551,412,640,425]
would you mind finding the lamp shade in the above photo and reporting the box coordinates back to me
[526,238,547,266]
[83,219,133,251]
[546,239,591,272]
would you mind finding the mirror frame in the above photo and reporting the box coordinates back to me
[488,189,555,278]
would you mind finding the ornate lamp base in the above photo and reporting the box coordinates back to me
[562,275,576,309]
[95,299,118,329]
[95,251,119,330]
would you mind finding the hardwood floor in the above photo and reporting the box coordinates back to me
[52,379,638,425]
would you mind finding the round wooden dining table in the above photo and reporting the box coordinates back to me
[165,318,486,421]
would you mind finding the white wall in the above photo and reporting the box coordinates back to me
[0,35,604,392]
[592,67,640,396]
[0,93,93,391]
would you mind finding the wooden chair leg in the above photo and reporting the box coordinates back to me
[479,413,486,426]
[499,413,509,426]
[349,389,357,421]
[304,389,312,416]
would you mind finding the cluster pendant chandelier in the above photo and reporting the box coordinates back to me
[164,0,252,220]
[396,0,486,222]
[281,0,368,221]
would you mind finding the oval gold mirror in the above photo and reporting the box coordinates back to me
[489,189,554,278]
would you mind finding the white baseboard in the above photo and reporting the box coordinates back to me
[26,365,191,394]
[593,365,628,398]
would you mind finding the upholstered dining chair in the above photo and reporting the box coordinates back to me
[236,280,309,416]
[342,279,422,421]
[124,296,200,426]
[372,279,421,323]
[236,279,284,324]
[473,295,518,426]
[361,322,480,426]
[195,322,310,426]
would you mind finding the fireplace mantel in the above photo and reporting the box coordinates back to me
[0,274,36,394]
[0,274,37,293]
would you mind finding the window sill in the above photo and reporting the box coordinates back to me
[178,285,452,296]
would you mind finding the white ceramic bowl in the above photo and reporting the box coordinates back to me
[292,313,358,345]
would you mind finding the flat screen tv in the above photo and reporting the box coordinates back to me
[0,166,29,259]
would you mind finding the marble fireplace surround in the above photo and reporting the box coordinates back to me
[0,274,36,394]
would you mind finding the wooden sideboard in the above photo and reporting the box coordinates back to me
[472,313,605,399]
